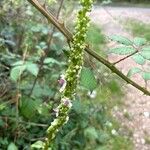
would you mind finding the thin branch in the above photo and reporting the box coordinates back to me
[27,0,150,96]
[0,116,48,127]
[113,50,138,65]
[29,0,64,96]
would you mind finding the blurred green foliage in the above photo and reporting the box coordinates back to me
[125,19,150,41]
[97,0,149,3]
[0,0,133,149]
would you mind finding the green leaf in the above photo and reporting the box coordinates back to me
[133,37,146,46]
[139,51,150,60]
[26,63,39,76]
[32,85,54,98]
[142,46,150,51]
[131,53,146,65]
[109,35,133,46]
[7,142,18,150]
[19,98,38,119]
[80,67,97,90]
[109,47,136,55]
[84,127,98,140]
[5,40,16,47]
[31,25,41,32]
[10,65,26,81]
[0,103,6,111]
[12,60,24,66]
[31,141,44,149]
[127,67,142,78]
[98,131,110,144]
[142,72,150,81]
[44,58,59,65]
[53,32,64,41]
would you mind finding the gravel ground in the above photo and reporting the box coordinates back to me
[90,6,150,150]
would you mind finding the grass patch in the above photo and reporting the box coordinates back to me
[125,19,150,41]
[86,23,106,54]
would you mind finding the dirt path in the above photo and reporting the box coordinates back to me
[90,6,150,150]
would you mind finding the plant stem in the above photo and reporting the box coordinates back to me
[113,50,138,65]
[27,0,150,96]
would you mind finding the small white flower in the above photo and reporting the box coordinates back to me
[58,74,67,93]
[87,90,97,99]
[111,129,118,136]
[105,121,112,127]
[113,106,118,111]
[51,118,59,126]
[143,112,150,118]
[53,108,59,117]
[141,138,145,144]
[123,109,127,113]
[62,97,72,108]
[65,116,69,124]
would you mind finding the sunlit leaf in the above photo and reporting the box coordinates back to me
[131,53,146,65]
[44,58,59,65]
[142,46,150,51]
[7,142,18,150]
[139,51,150,60]
[133,37,146,46]
[109,47,136,55]
[12,60,24,66]
[26,63,39,76]
[127,67,142,78]
[109,35,133,46]
[10,65,26,81]
[31,141,44,149]
[142,72,150,81]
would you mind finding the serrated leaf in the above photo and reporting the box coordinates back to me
[109,47,136,55]
[10,65,26,81]
[19,98,38,119]
[26,63,39,76]
[109,35,133,46]
[133,37,146,46]
[7,142,18,150]
[131,53,146,65]
[142,72,150,81]
[139,51,150,60]
[80,67,97,90]
[127,67,142,77]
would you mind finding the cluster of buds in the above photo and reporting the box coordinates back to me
[63,0,94,98]
[44,0,94,149]
[53,97,72,117]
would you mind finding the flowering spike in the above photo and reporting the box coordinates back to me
[44,0,94,149]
